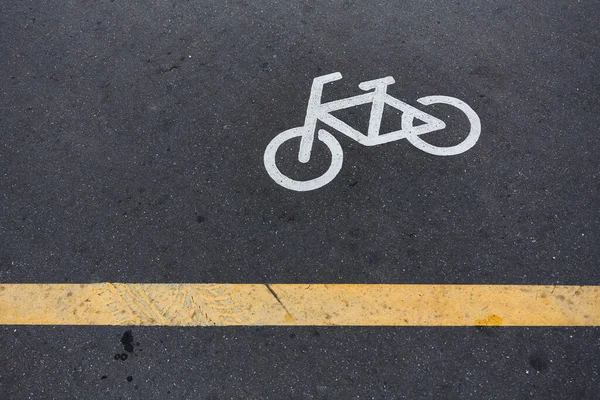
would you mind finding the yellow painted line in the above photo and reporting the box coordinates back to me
[0,284,598,326]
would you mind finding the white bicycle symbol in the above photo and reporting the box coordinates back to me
[264,72,481,191]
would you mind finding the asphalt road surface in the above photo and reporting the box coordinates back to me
[1,0,599,398]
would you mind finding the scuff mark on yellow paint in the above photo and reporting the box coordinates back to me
[475,314,504,326]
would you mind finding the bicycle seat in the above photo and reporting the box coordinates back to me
[358,77,395,91]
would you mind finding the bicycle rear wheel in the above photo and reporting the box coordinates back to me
[402,95,481,156]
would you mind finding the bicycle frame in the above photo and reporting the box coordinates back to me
[297,72,446,163]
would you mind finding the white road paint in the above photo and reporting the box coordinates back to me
[264,72,482,191]
[263,127,343,192]
[404,96,481,156]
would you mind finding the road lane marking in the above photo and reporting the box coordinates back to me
[264,72,481,191]
[0,284,598,326]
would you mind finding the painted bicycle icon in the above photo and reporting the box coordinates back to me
[263,72,481,191]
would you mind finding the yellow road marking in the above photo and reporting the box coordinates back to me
[0,284,598,326]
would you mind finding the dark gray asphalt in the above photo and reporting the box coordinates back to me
[1,0,599,398]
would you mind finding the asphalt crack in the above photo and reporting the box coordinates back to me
[265,284,292,317]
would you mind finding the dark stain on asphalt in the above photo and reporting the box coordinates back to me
[127,376,134,382]
[121,330,135,353]
[529,354,549,372]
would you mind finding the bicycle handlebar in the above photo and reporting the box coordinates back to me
[312,72,343,87]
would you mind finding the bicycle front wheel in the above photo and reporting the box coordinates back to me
[263,127,343,192]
